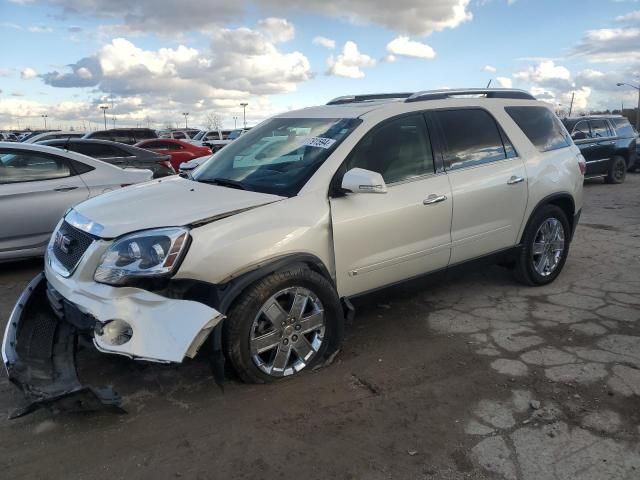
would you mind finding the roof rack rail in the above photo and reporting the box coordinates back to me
[405,88,536,103]
[326,93,413,105]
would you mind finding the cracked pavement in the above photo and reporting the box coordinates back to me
[0,175,639,479]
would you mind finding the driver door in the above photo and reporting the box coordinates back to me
[329,114,452,297]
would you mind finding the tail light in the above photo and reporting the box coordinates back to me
[577,153,586,176]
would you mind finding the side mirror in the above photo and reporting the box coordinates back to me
[341,168,387,194]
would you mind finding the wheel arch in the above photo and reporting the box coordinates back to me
[522,193,576,243]
[167,253,335,315]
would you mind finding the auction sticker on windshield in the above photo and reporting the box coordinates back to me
[300,137,337,149]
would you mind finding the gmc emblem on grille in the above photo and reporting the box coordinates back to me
[54,231,74,254]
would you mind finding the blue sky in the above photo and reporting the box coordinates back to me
[1,0,639,130]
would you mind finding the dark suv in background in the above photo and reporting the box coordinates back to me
[562,115,637,183]
[83,128,158,145]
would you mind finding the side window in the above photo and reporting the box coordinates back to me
[505,106,571,152]
[0,150,72,184]
[346,114,435,184]
[73,143,116,158]
[205,131,220,141]
[571,120,591,140]
[140,141,166,149]
[611,118,634,137]
[590,120,610,138]
[173,132,186,139]
[435,109,508,170]
[69,159,95,174]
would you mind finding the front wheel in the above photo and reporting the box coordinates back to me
[223,266,344,383]
[514,205,570,286]
[605,156,627,184]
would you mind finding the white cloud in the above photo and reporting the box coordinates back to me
[496,76,512,88]
[616,11,640,22]
[313,36,336,49]
[12,0,472,36]
[326,41,376,79]
[385,36,436,59]
[513,60,571,91]
[256,17,295,43]
[483,65,497,73]
[27,25,53,33]
[20,67,37,79]
[573,27,640,63]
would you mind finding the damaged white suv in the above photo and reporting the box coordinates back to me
[3,89,585,416]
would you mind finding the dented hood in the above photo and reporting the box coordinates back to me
[73,176,284,238]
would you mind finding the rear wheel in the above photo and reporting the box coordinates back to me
[223,266,343,383]
[514,205,570,286]
[605,156,627,184]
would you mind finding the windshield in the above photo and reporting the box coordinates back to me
[192,117,361,197]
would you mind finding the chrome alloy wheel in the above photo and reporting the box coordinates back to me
[249,287,325,377]
[532,218,565,277]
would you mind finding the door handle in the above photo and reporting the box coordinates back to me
[53,186,78,192]
[507,176,525,185]
[423,194,447,205]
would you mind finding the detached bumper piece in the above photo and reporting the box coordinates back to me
[2,273,124,419]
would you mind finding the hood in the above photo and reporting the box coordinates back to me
[73,176,285,238]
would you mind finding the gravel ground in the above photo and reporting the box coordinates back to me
[1,175,639,480]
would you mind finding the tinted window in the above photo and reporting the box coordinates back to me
[611,118,635,138]
[205,131,221,141]
[506,106,571,151]
[112,131,134,144]
[0,150,72,183]
[436,109,509,170]
[347,114,434,184]
[571,120,591,140]
[173,132,186,139]
[133,130,157,141]
[590,120,611,138]
[141,141,169,149]
[89,131,113,141]
[72,143,126,158]
[69,159,95,174]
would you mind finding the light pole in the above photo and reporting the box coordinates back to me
[100,105,109,130]
[616,82,640,132]
[233,116,238,129]
[240,102,248,129]
[41,114,48,129]
[182,112,189,129]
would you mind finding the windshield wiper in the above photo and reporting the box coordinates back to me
[197,177,248,190]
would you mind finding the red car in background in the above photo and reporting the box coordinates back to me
[135,138,211,171]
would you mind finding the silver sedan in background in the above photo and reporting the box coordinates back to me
[0,142,153,262]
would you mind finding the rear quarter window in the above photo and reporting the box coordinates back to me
[505,106,570,152]
[611,118,635,138]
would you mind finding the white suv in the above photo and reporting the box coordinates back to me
[3,89,585,413]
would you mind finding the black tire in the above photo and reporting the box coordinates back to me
[222,265,344,384]
[605,156,627,184]
[514,205,570,286]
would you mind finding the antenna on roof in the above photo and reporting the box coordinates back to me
[486,79,492,88]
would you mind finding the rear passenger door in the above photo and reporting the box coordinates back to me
[431,108,528,264]
[588,119,616,175]
[0,149,89,253]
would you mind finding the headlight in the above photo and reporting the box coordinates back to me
[94,227,190,285]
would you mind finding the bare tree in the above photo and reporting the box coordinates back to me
[205,112,222,130]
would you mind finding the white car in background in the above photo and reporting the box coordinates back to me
[24,131,85,144]
[0,142,153,262]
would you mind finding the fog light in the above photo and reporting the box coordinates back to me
[98,319,133,346]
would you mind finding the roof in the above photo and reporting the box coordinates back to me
[276,88,540,119]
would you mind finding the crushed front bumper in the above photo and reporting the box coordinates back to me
[2,269,225,418]
[2,273,123,418]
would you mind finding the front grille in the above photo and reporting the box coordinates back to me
[52,221,94,273]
